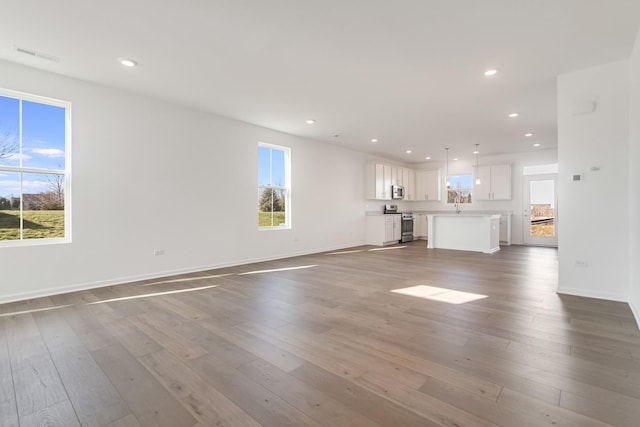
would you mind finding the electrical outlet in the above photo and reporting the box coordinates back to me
[575,260,588,267]
[154,249,165,256]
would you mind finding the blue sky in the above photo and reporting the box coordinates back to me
[0,95,66,199]
[258,145,285,187]
[448,174,473,189]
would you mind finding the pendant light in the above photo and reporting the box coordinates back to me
[445,147,451,188]
[474,144,481,185]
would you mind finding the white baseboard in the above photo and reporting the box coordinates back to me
[556,286,628,303]
[0,241,367,304]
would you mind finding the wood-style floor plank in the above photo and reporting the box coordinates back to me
[4,313,70,419]
[19,400,80,427]
[32,311,131,426]
[91,343,198,427]
[186,352,324,427]
[1,243,639,426]
[139,349,261,427]
[0,318,19,427]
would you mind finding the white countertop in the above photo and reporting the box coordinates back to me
[427,213,502,218]
[365,210,512,216]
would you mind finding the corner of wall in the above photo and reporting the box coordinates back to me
[628,26,640,329]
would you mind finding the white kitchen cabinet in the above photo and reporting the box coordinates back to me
[474,164,511,200]
[415,169,441,201]
[391,167,402,186]
[499,214,511,245]
[402,168,416,201]
[366,214,401,246]
[393,215,401,241]
[365,163,418,201]
[413,213,428,239]
[365,163,393,200]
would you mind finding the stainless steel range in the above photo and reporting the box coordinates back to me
[400,212,414,243]
[383,204,414,243]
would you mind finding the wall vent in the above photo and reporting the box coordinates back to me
[14,46,60,62]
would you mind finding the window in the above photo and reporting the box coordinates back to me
[258,142,290,228]
[0,89,71,245]
[446,173,472,204]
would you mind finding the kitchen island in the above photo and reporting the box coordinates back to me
[427,214,501,253]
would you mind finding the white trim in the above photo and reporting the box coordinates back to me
[0,241,366,304]
[0,237,70,249]
[0,87,70,109]
[0,165,65,174]
[556,286,628,303]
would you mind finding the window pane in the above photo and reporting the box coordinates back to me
[448,174,472,189]
[271,149,285,186]
[0,96,20,167]
[258,188,286,227]
[22,101,66,170]
[447,173,472,203]
[529,180,555,237]
[258,146,271,186]
[22,172,65,240]
[0,171,21,240]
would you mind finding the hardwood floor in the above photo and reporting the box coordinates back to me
[1,242,639,426]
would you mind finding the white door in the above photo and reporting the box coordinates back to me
[523,174,558,246]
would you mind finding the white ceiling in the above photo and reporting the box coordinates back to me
[1,0,639,163]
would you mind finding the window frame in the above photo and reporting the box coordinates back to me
[445,172,473,204]
[257,141,291,230]
[0,88,72,247]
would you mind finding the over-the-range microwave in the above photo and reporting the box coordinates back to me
[392,185,405,199]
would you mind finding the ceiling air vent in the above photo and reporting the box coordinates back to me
[14,46,60,62]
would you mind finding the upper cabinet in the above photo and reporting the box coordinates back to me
[402,168,416,201]
[415,169,441,201]
[365,162,392,200]
[365,163,416,200]
[474,164,512,200]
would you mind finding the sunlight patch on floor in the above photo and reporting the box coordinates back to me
[0,304,74,317]
[325,249,365,255]
[237,265,318,275]
[88,284,220,304]
[142,273,234,286]
[368,246,407,251]
[391,285,487,304]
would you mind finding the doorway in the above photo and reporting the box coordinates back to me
[523,174,558,246]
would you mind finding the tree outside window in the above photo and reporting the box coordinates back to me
[447,174,473,204]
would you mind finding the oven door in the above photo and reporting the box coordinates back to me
[401,216,414,242]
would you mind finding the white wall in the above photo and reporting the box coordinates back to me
[557,60,630,301]
[629,29,640,320]
[0,59,373,303]
[407,149,558,245]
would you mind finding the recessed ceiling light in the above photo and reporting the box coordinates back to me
[453,158,459,161]
[425,156,431,160]
[405,150,412,154]
[305,119,315,124]
[119,58,137,67]
[525,132,534,137]
[484,69,498,77]
[508,112,519,118]
[533,143,541,147]
[371,138,378,143]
